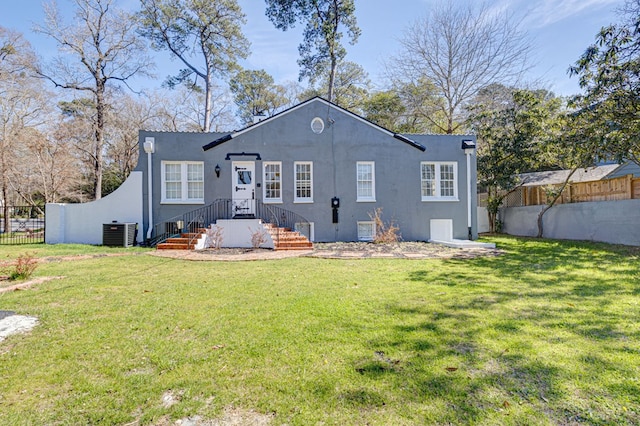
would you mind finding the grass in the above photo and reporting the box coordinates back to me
[0,243,150,260]
[0,237,638,425]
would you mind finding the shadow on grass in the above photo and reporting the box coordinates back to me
[363,236,640,424]
[338,388,387,408]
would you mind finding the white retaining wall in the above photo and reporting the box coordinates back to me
[478,207,490,233]
[46,172,144,245]
[213,219,274,249]
[500,199,640,246]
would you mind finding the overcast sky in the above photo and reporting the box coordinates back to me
[1,0,622,96]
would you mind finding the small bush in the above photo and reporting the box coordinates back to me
[369,208,401,243]
[206,226,224,249]
[249,227,269,249]
[10,252,38,281]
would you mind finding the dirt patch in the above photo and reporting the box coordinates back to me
[0,276,65,293]
[0,252,144,269]
[153,407,273,426]
[310,241,501,259]
[148,247,309,262]
[161,390,183,409]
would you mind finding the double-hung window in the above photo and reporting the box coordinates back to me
[421,162,458,201]
[294,161,313,203]
[263,162,282,203]
[161,161,204,204]
[356,161,375,202]
[357,221,375,241]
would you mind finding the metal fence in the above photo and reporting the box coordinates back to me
[0,205,45,245]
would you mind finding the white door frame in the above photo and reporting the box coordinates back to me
[231,161,256,217]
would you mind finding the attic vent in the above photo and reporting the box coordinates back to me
[311,117,324,134]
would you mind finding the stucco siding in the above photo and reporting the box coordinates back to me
[136,99,477,243]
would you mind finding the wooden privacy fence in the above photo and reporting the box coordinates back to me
[483,174,640,207]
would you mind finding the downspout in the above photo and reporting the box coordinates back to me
[143,137,155,241]
[466,151,472,240]
[461,139,476,241]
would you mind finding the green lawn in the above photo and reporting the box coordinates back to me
[0,237,638,425]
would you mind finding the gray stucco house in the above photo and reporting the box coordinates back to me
[135,97,479,247]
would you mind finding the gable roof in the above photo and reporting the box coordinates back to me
[518,164,622,186]
[202,96,426,152]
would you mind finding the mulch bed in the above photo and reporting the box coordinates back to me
[151,242,502,261]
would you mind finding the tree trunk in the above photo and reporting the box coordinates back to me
[94,86,105,200]
[203,70,213,132]
[536,168,577,238]
[536,205,547,238]
[328,55,337,103]
[488,210,496,233]
[2,181,8,235]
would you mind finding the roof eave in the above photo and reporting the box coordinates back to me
[393,133,426,152]
[203,133,233,151]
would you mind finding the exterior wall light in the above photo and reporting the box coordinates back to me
[461,139,476,154]
[215,164,221,178]
[143,137,155,154]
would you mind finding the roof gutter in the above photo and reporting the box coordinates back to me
[203,133,233,151]
[393,133,426,152]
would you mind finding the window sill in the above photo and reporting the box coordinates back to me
[294,199,314,204]
[421,197,459,202]
[263,200,283,204]
[160,200,205,205]
[356,199,376,203]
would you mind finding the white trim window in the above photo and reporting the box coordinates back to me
[356,161,375,202]
[294,161,313,203]
[357,221,375,241]
[263,161,282,203]
[421,162,458,201]
[161,161,204,204]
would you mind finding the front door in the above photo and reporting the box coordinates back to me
[232,161,256,217]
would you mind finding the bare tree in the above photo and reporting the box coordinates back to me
[35,0,152,200]
[14,126,83,205]
[138,0,249,132]
[103,92,158,194]
[389,1,532,134]
[147,86,236,132]
[0,28,48,232]
[0,27,34,79]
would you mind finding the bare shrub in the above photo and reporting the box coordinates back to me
[369,208,401,244]
[206,225,224,249]
[249,227,269,249]
[9,252,38,281]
